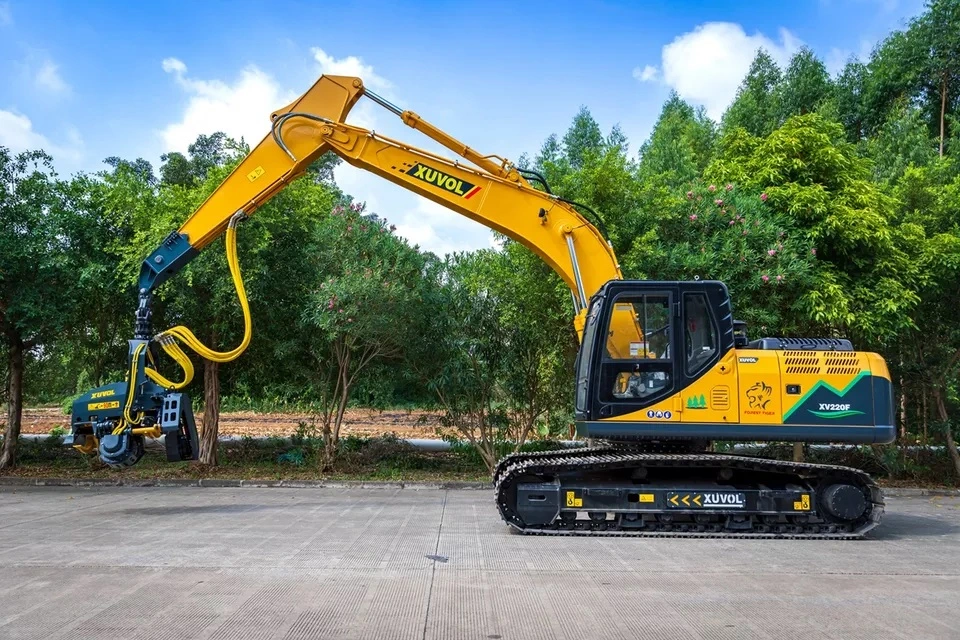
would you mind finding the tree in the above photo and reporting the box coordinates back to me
[722,50,783,137]
[912,0,960,157]
[638,94,717,188]
[834,60,870,142]
[0,149,74,469]
[562,107,605,170]
[303,202,428,466]
[777,48,833,121]
[706,114,914,344]
[891,163,960,474]
[867,104,938,184]
[411,251,510,472]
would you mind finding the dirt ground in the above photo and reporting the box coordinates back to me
[19,406,447,439]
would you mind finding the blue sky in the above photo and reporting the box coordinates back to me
[0,0,925,254]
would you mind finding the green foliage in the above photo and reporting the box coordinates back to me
[9,0,960,478]
[723,50,783,137]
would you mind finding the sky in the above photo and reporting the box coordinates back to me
[0,0,926,255]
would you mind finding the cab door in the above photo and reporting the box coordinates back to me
[591,283,680,420]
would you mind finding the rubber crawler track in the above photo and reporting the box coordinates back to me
[494,448,884,539]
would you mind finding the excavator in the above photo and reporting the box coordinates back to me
[65,75,894,538]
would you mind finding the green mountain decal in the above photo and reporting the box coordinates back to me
[782,371,869,421]
[808,409,866,419]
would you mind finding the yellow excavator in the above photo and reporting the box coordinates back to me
[66,75,894,538]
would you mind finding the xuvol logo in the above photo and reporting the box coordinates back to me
[406,163,482,199]
[809,403,865,419]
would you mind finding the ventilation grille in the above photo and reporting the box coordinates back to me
[786,365,823,374]
[826,366,861,375]
[825,354,859,365]
[711,386,730,410]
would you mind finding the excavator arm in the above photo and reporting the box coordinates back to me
[139,74,621,335]
[66,74,628,468]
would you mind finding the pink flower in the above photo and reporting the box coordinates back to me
[761,274,770,283]
[760,193,768,202]
[708,185,717,192]
[725,184,733,191]
[389,224,396,232]
[742,229,749,235]
[811,248,817,256]
[338,309,344,313]
[327,300,334,310]
[714,199,724,207]
[729,220,736,226]
[767,249,776,256]
[348,318,354,323]
[686,190,694,200]
[689,214,698,221]
[776,275,783,282]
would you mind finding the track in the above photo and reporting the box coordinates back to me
[494,448,884,539]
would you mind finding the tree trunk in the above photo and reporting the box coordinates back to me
[923,392,929,444]
[199,359,220,466]
[933,387,960,478]
[898,377,907,439]
[0,335,24,470]
[940,74,947,158]
[792,442,805,462]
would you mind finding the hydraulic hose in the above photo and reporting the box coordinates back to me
[157,211,252,364]
[133,211,250,400]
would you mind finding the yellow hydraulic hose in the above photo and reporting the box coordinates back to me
[155,213,252,364]
[118,213,249,441]
[123,343,146,425]
[145,338,195,390]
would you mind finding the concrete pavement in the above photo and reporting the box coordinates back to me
[0,486,957,639]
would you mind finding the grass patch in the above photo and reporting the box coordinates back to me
[4,433,959,488]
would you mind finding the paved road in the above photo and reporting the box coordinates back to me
[0,487,957,640]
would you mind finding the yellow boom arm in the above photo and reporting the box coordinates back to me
[170,75,622,328]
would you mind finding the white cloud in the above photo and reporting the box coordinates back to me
[311,47,390,92]
[334,164,494,256]
[0,3,11,26]
[633,65,659,82]
[159,57,296,152]
[159,51,492,255]
[34,60,69,94]
[644,22,802,120]
[161,57,186,75]
[0,109,83,165]
[825,40,874,76]
[310,48,491,254]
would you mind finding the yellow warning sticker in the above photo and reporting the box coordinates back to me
[565,491,583,508]
[793,494,811,511]
[87,401,120,411]
[638,493,654,503]
[247,166,265,182]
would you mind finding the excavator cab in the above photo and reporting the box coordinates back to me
[576,280,734,426]
[573,279,895,447]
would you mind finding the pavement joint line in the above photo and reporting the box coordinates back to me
[0,476,957,496]
[422,490,447,640]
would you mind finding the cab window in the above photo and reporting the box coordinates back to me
[601,293,674,405]
[684,292,717,375]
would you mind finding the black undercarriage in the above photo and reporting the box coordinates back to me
[494,446,883,539]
